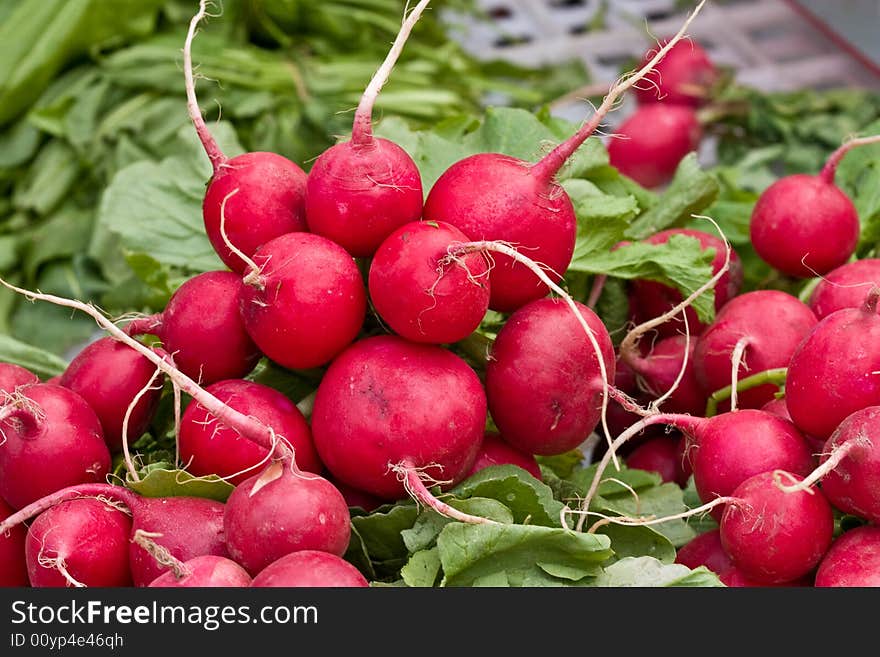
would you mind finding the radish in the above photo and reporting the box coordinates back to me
[368,220,490,344]
[785,288,880,438]
[620,334,706,416]
[331,478,383,513]
[251,550,369,588]
[59,337,163,452]
[304,1,429,257]
[184,2,307,273]
[814,526,880,587]
[625,437,680,485]
[422,3,707,312]
[0,383,110,510]
[808,258,880,320]
[693,290,817,409]
[237,232,367,370]
[179,378,321,486]
[719,471,833,584]
[634,38,718,107]
[607,104,702,188]
[467,431,542,480]
[629,228,743,340]
[223,461,351,575]
[125,271,261,384]
[0,364,38,393]
[761,397,824,452]
[485,297,615,456]
[674,529,733,575]
[749,136,880,278]
[135,531,251,588]
[0,498,27,586]
[25,497,132,588]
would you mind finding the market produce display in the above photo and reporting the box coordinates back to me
[2,0,880,589]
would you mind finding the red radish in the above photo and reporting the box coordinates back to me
[238,232,366,370]
[808,258,880,320]
[467,431,542,480]
[183,2,307,273]
[748,136,880,279]
[304,1,428,257]
[59,337,163,452]
[629,228,743,339]
[485,297,615,456]
[331,479,383,513]
[179,379,320,485]
[761,397,824,452]
[621,335,706,416]
[311,335,486,501]
[635,38,718,107]
[0,383,110,509]
[0,498,27,586]
[149,555,252,588]
[125,271,261,384]
[693,290,817,409]
[0,364,38,393]
[625,437,680,484]
[786,289,880,438]
[422,4,707,312]
[674,529,733,575]
[719,471,833,584]
[25,497,132,588]
[224,462,351,575]
[368,221,490,344]
[608,104,702,188]
[252,550,368,588]
[814,526,880,587]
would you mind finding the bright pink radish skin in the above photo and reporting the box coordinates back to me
[126,271,261,384]
[0,364,38,393]
[252,550,368,588]
[149,555,252,588]
[815,526,880,587]
[694,290,817,409]
[786,290,880,439]
[625,437,680,484]
[26,498,132,587]
[467,431,542,480]
[238,232,366,370]
[808,258,880,320]
[630,228,743,339]
[674,529,733,575]
[720,471,833,584]
[179,379,321,485]
[608,104,702,188]
[635,39,718,107]
[59,337,163,452]
[0,383,110,510]
[761,397,824,452]
[485,298,614,456]
[369,221,490,344]
[224,462,351,575]
[622,335,706,416]
[0,499,27,586]
[814,406,880,523]
[311,335,486,500]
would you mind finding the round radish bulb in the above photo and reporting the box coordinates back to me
[761,397,824,452]
[720,471,833,584]
[252,550,368,587]
[59,337,163,452]
[369,221,490,344]
[485,298,614,456]
[224,462,351,575]
[625,437,680,484]
[126,271,261,384]
[149,555,252,588]
[694,290,817,409]
[623,335,706,416]
[311,335,486,500]
[674,529,733,575]
[25,498,132,587]
[467,431,542,480]
[608,104,702,188]
[179,379,320,485]
[0,364,38,394]
[0,498,27,586]
[635,39,718,107]
[815,526,880,587]
[750,174,859,278]
[0,383,110,510]
[786,290,880,439]
[238,232,366,370]
[630,228,743,339]
[808,258,880,320]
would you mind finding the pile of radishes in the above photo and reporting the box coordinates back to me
[2,0,880,589]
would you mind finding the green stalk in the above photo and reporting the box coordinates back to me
[705,368,788,417]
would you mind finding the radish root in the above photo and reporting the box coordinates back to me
[132,529,191,580]
[393,460,498,525]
